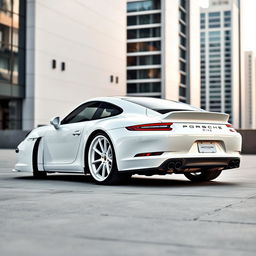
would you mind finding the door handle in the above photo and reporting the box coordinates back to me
[72,130,81,136]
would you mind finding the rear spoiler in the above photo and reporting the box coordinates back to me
[162,111,229,123]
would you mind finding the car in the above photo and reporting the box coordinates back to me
[14,97,242,185]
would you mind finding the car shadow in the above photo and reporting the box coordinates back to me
[15,173,239,188]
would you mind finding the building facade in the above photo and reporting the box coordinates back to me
[0,0,126,131]
[200,0,242,127]
[126,0,200,106]
[242,51,256,129]
[0,0,26,130]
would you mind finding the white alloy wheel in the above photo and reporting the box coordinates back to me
[88,135,113,182]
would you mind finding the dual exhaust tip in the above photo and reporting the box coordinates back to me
[228,159,240,169]
[167,160,183,171]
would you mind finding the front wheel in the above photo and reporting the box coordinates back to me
[33,170,47,178]
[87,133,130,185]
[184,169,222,182]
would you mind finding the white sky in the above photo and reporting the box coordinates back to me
[199,0,256,51]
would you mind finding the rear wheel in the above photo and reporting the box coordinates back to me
[88,132,130,185]
[184,169,222,182]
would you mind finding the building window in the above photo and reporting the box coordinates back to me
[224,11,231,16]
[180,35,186,47]
[61,62,65,71]
[127,55,161,66]
[180,22,186,34]
[127,41,161,53]
[127,0,161,13]
[127,27,161,39]
[52,60,56,69]
[209,43,220,48]
[209,12,220,17]
[127,82,161,93]
[127,13,161,26]
[127,69,161,80]
[179,86,186,97]
[0,100,22,129]
[209,18,220,23]
[180,48,186,59]
[127,16,137,26]
[180,74,186,85]
[209,23,220,28]
[180,10,186,22]
[180,61,186,72]
[209,31,220,37]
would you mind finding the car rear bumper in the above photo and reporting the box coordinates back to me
[108,128,242,172]
[120,156,240,175]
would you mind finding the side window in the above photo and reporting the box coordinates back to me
[95,102,123,120]
[61,102,100,124]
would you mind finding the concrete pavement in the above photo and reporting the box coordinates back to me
[0,149,256,256]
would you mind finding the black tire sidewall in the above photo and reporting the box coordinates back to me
[184,169,222,182]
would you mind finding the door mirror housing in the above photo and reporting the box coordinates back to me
[50,116,61,129]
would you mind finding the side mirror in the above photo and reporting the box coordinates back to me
[50,116,61,129]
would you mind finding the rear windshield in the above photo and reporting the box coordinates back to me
[122,97,201,114]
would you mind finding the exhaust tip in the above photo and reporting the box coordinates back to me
[167,162,175,170]
[229,161,235,168]
[228,160,240,169]
[175,161,182,169]
[234,160,240,168]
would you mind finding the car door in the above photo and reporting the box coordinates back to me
[43,102,100,167]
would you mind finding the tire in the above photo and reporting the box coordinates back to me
[184,169,222,182]
[87,132,130,185]
[32,138,47,179]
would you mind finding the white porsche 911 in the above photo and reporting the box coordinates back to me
[14,97,241,185]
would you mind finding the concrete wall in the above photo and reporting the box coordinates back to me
[24,0,126,130]
[163,0,180,101]
[189,0,201,108]
[237,130,256,154]
[164,0,200,107]
[242,52,256,129]
[0,130,29,149]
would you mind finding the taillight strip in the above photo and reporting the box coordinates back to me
[226,123,236,132]
[135,152,163,157]
[126,123,173,131]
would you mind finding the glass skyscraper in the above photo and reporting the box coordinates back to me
[200,0,242,127]
[127,0,162,97]
[126,0,200,104]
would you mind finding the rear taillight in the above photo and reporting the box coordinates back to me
[126,123,173,131]
[135,152,163,157]
[226,124,236,132]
